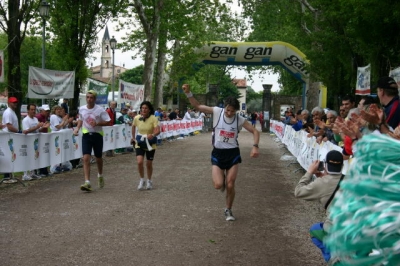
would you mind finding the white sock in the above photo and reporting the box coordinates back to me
[140,178,144,182]
[98,173,102,177]
[85,180,90,184]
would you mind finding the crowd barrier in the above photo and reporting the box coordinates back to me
[270,120,350,174]
[0,119,203,173]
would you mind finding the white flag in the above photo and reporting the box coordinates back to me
[389,66,400,88]
[355,64,371,95]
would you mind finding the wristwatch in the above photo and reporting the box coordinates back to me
[253,144,259,148]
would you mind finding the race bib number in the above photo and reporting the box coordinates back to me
[218,129,235,143]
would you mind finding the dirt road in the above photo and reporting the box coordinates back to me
[0,129,325,265]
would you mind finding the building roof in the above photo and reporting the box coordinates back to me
[103,26,110,41]
[90,76,111,84]
[232,78,247,88]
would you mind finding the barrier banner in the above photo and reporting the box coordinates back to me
[38,133,52,169]
[180,121,187,136]
[271,120,349,174]
[0,121,204,173]
[28,66,75,98]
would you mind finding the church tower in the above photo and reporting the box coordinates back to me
[100,26,112,78]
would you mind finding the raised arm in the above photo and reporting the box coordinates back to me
[182,84,214,114]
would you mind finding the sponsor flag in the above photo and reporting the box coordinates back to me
[87,78,108,104]
[355,64,371,95]
[118,80,144,110]
[389,66,400,88]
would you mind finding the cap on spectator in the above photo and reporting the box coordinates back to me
[126,103,131,107]
[132,109,137,113]
[8,97,18,103]
[325,150,343,174]
[376,76,398,90]
[42,104,50,111]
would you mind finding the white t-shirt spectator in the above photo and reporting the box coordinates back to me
[22,116,40,133]
[50,114,63,132]
[2,107,18,132]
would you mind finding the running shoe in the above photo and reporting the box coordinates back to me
[98,176,104,189]
[146,180,153,190]
[22,175,33,181]
[224,208,236,221]
[137,179,145,191]
[80,183,92,192]
[52,166,62,174]
[31,174,42,180]
[3,178,17,184]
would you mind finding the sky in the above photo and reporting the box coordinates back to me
[89,24,281,93]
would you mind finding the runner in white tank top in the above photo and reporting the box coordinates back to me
[182,84,260,221]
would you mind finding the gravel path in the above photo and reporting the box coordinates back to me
[0,128,325,265]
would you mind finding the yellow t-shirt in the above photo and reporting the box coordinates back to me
[133,115,159,149]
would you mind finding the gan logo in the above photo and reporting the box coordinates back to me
[243,47,272,60]
[283,55,308,75]
[210,46,237,59]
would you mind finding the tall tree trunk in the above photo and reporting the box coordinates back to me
[154,38,167,107]
[166,39,180,109]
[133,0,163,101]
[7,0,23,120]
[142,34,158,101]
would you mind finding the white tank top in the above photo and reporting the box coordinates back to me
[212,108,240,149]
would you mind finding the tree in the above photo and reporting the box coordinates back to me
[239,0,400,108]
[0,0,39,119]
[49,0,125,111]
[119,0,246,105]
[246,86,262,103]
[118,65,144,84]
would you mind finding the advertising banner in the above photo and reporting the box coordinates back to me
[118,80,144,110]
[28,66,75,98]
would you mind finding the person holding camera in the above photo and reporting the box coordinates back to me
[294,150,344,264]
[131,101,160,191]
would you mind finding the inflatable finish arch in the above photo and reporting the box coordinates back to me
[196,41,309,107]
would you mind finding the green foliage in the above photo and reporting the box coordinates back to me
[246,98,262,112]
[239,0,400,103]
[48,0,125,110]
[119,65,144,84]
[246,86,262,102]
